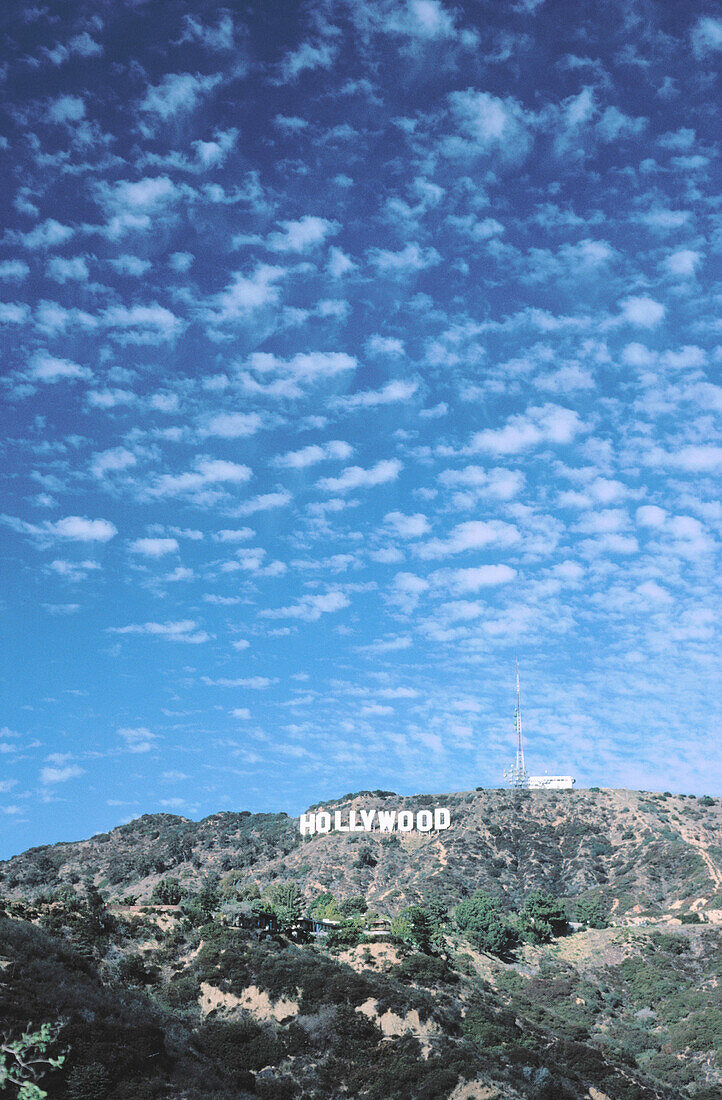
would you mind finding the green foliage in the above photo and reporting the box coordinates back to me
[392,953,457,986]
[455,891,517,956]
[354,845,378,868]
[64,1062,111,1099]
[114,953,160,987]
[150,877,182,905]
[181,873,220,926]
[575,896,610,928]
[326,919,364,949]
[338,894,368,917]
[699,795,715,806]
[264,880,304,930]
[0,1023,66,1099]
[308,891,341,920]
[193,1019,280,1084]
[390,905,440,953]
[518,890,568,945]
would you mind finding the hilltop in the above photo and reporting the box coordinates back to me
[1,788,721,1100]
[3,788,721,922]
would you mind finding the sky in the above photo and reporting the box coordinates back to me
[0,0,721,858]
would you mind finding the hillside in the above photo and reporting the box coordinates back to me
[3,788,722,921]
[1,788,721,1100]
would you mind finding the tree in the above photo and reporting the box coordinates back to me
[151,877,182,905]
[519,890,568,944]
[64,1062,111,1099]
[576,897,609,929]
[182,874,220,926]
[265,881,304,930]
[455,891,517,956]
[0,1023,66,1099]
[308,892,341,920]
[338,895,367,918]
[391,906,440,953]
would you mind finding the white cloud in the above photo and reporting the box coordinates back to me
[41,762,85,783]
[90,448,137,478]
[388,572,429,612]
[118,726,157,753]
[211,264,285,323]
[383,511,430,537]
[597,106,647,142]
[96,176,183,236]
[19,219,74,249]
[47,94,85,123]
[110,620,210,643]
[469,404,582,454]
[7,516,118,543]
[656,446,722,472]
[417,519,520,559]
[261,590,350,621]
[201,412,263,438]
[619,296,665,328]
[130,537,178,557]
[335,379,418,409]
[328,247,356,277]
[111,255,152,276]
[636,505,667,528]
[691,16,722,57]
[240,351,356,398]
[274,440,353,468]
[148,458,252,499]
[279,40,336,81]
[638,208,692,231]
[431,564,517,592]
[366,335,405,357]
[368,242,440,272]
[267,215,338,252]
[140,72,220,120]
[214,528,254,542]
[446,89,534,163]
[47,559,101,581]
[232,491,292,516]
[0,259,29,280]
[201,676,274,688]
[317,458,402,492]
[102,303,183,344]
[664,249,702,277]
[439,466,525,499]
[193,128,238,168]
[27,353,91,383]
[47,256,89,282]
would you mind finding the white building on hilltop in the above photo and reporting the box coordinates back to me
[528,774,575,790]
[503,662,575,791]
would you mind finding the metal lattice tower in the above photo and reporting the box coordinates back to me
[503,658,529,788]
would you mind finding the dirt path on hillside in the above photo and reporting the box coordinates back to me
[676,824,722,889]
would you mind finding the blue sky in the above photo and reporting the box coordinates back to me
[1,0,721,857]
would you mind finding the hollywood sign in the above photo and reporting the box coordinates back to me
[299,807,451,835]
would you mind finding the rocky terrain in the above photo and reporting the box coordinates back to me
[0,788,720,1099]
[3,788,721,920]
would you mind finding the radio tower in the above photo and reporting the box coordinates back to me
[504,658,529,788]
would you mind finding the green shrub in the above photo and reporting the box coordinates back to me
[576,897,610,929]
[392,953,457,986]
[518,890,567,944]
[64,1062,111,1100]
[150,877,182,905]
[455,892,517,956]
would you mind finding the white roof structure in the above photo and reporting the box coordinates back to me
[528,775,575,790]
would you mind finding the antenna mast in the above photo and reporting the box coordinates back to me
[504,658,529,788]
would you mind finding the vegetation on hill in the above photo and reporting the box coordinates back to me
[0,788,720,1098]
